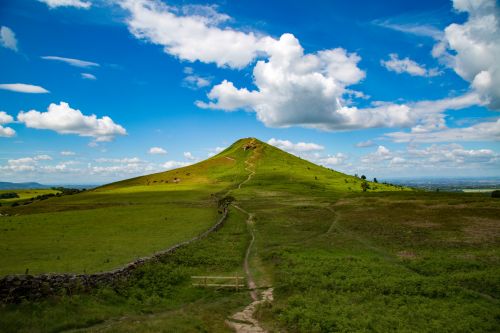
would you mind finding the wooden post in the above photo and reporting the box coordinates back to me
[204,276,207,287]
[235,276,239,291]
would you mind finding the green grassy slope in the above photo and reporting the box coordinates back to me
[0,139,255,275]
[250,138,406,194]
[96,138,252,192]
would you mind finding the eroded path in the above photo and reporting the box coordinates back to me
[226,142,274,333]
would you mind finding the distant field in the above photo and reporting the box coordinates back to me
[0,189,60,204]
[462,188,498,193]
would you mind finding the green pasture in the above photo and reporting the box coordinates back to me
[0,203,218,275]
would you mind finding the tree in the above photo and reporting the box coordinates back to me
[361,175,366,180]
[373,178,378,183]
[361,181,370,192]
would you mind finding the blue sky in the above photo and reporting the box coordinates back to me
[0,0,499,184]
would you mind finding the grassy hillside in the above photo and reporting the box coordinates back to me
[1,138,498,332]
[0,140,252,275]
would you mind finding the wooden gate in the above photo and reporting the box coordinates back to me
[191,276,245,290]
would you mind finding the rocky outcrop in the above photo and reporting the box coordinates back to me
[0,206,229,303]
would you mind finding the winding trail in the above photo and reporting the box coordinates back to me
[226,142,274,333]
[232,205,258,301]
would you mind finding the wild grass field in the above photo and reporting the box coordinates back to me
[238,191,499,332]
[0,138,498,332]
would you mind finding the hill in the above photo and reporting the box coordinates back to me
[0,138,498,332]
[0,181,48,190]
[99,137,402,193]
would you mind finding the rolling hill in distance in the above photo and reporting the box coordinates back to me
[1,138,499,332]
[0,182,48,190]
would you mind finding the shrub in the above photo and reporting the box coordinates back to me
[0,192,19,199]
[361,181,370,192]
[492,190,500,198]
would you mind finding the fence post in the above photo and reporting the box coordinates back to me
[204,276,207,287]
[235,276,239,291]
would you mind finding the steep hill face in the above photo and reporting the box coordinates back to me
[99,138,403,194]
[96,138,252,191]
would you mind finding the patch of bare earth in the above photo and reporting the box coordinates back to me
[397,251,418,260]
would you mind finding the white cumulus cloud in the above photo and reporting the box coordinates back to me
[17,101,127,142]
[0,126,15,137]
[183,74,211,89]
[319,153,348,167]
[0,111,14,124]
[207,146,226,157]
[0,26,18,51]
[433,0,500,109]
[381,53,441,77]
[162,160,191,170]
[0,111,15,137]
[267,138,324,153]
[183,151,196,160]
[198,33,372,130]
[149,147,167,154]
[119,0,266,69]
[0,155,60,173]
